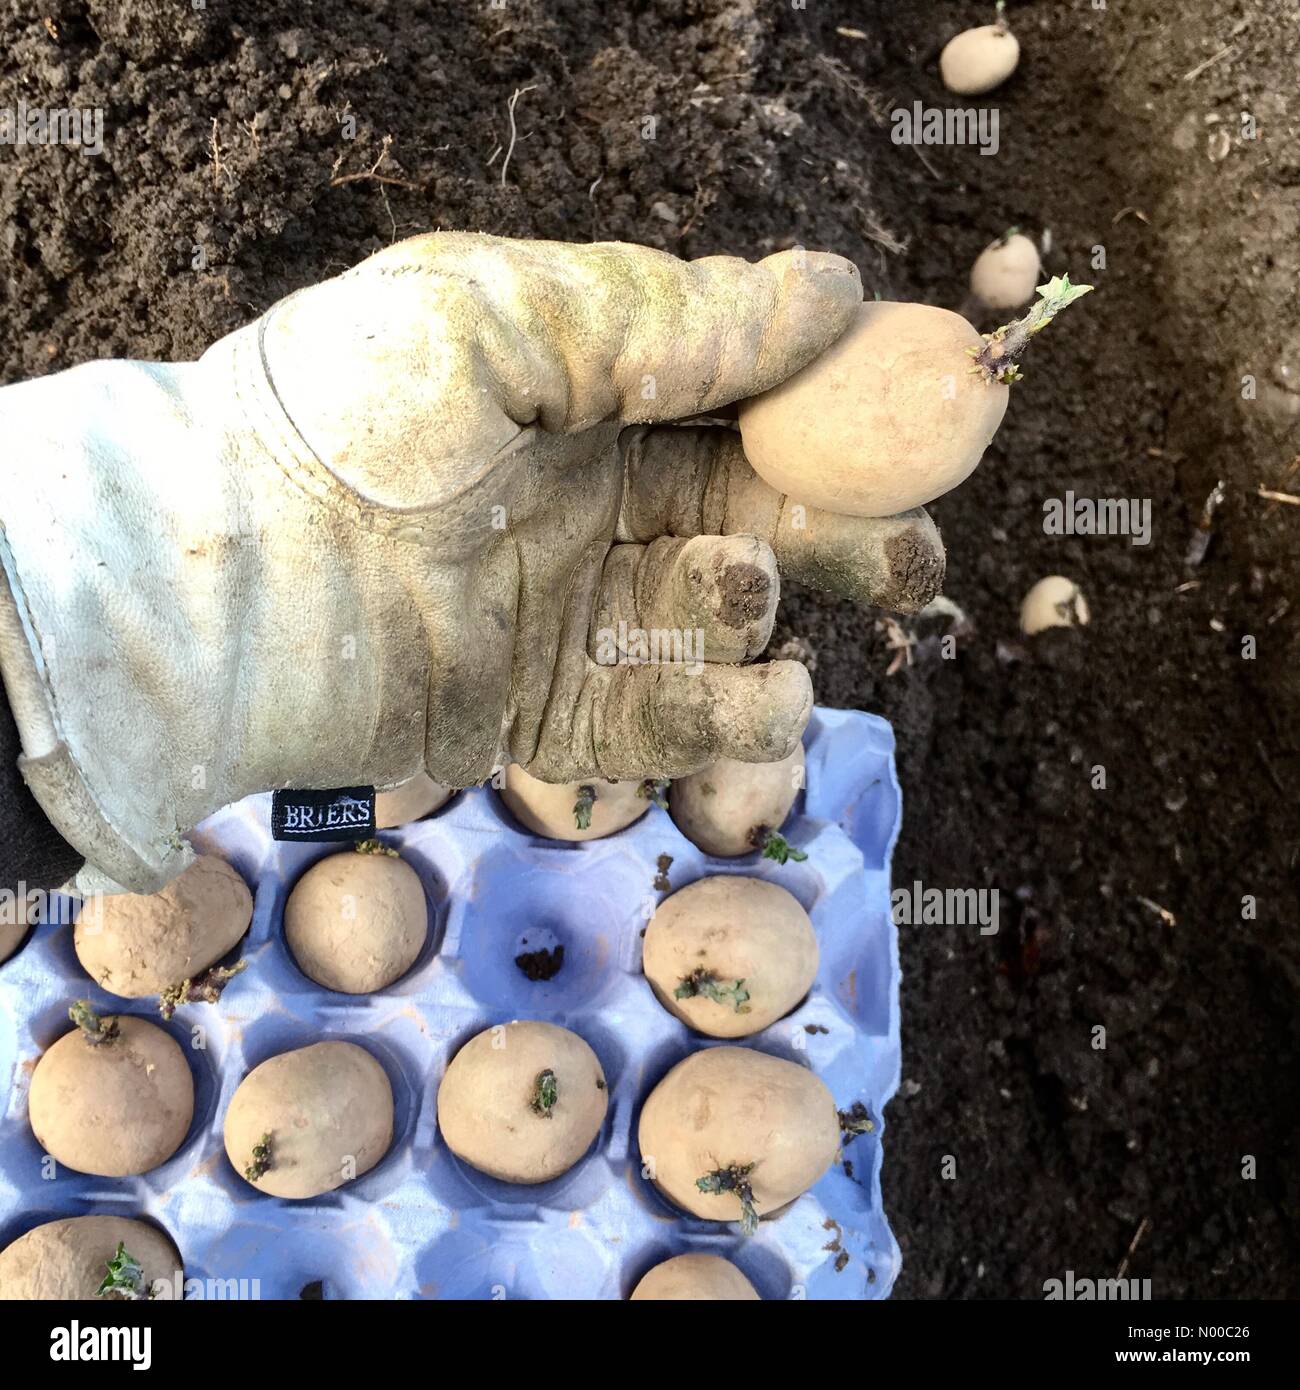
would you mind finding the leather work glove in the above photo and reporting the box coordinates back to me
[0,232,945,894]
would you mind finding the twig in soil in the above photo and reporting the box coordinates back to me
[1186,479,1226,567]
[876,617,917,677]
[1257,486,1300,506]
[329,134,425,191]
[1255,741,1285,795]
[908,141,941,180]
[1182,43,1235,82]
[1135,896,1176,928]
[1110,206,1150,227]
[500,85,538,187]
[1116,1216,1150,1281]
[852,203,908,258]
[209,119,226,191]
[812,55,887,123]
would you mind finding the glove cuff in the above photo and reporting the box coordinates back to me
[0,550,177,893]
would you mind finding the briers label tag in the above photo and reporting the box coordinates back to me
[271,787,375,842]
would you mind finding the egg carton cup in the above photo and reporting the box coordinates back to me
[0,707,903,1300]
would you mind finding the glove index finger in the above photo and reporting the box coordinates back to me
[617,245,864,423]
[424,235,862,429]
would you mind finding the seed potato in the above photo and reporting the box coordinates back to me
[285,846,427,993]
[1020,575,1090,635]
[644,877,818,1038]
[375,772,451,828]
[74,853,252,999]
[0,1215,182,1300]
[638,1046,839,1226]
[669,745,804,858]
[970,232,1041,312]
[739,302,1007,517]
[437,1020,608,1184]
[501,765,651,841]
[630,1253,760,1301]
[224,1040,394,1199]
[29,1014,194,1176]
[939,22,1020,96]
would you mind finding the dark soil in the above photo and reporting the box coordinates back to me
[1,0,1296,1298]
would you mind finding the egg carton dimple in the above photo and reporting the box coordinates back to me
[0,707,902,1300]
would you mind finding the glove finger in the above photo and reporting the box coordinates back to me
[527,659,812,782]
[588,535,779,667]
[618,423,945,613]
[353,232,863,427]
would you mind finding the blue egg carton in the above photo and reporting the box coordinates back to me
[0,707,903,1300]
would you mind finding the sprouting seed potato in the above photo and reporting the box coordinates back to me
[669,744,805,859]
[437,1020,608,1184]
[970,232,1041,312]
[1020,575,1090,635]
[638,1046,839,1230]
[224,1040,394,1199]
[630,1253,760,1301]
[284,844,427,993]
[501,764,652,841]
[375,772,452,828]
[643,876,818,1039]
[74,853,252,1000]
[0,1215,183,1301]
[740,279,1092,519]
[29,1011,194,1176]
[939,21,1020,95]
[739,302,1009,517]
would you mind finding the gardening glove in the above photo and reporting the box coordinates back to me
[0,232,945,895]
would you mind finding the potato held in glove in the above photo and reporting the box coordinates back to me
[669,745,805,860]
[739,281,1091,518]
[644,876,818,1038]
[739,302,1007,517]
[630,1253,760,1301]
[285,844,428,994]
[638,1046,838,1231]
[0,1215,182,1300]
[438,1020,608,1184]
[29,1008,194,1176]
[224,1041,394,1199]
[74,853,252,1000]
